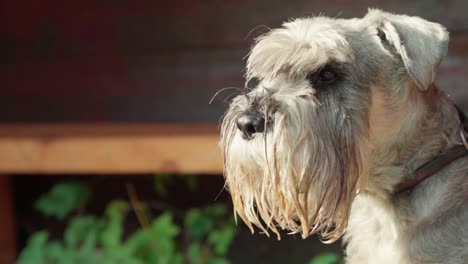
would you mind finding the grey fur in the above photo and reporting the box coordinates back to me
[220,9,467,263]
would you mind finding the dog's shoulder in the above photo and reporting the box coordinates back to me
[407,161,468,263]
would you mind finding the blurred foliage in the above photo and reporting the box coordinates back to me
[34,182,90,220]
[153,173,198,197]
[309,252,343,264]
[18,178,236,264]
[153,173,171,197]
[19,176,342,264]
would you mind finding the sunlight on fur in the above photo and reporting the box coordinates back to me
[220,87,366,242]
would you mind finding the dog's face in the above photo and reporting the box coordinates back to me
[220,9,448,241]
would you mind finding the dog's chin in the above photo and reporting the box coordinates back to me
[221,116,361,242]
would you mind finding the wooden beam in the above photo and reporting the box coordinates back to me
[0,124,223,174]
[0,175,16,264]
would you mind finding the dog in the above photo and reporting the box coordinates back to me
[220,9,467,264]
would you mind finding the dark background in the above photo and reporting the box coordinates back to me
[1,0,468,123]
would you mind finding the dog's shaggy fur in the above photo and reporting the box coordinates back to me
[220,9,467,263]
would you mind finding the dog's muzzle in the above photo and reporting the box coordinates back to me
[236,111,265,140]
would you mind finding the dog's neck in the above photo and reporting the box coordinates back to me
[366,83,464,196]
[395,104,468,193]
[395,144,468,193]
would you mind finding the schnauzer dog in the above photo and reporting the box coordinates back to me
[220,9,467,263]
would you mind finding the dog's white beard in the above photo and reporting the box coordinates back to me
[221,96,364,242]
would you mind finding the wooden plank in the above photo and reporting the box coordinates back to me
[0,175,17,264]
[0,124,223,174]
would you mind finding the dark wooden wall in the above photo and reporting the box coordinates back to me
[1,0,467,122]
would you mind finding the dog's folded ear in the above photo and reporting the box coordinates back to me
[365,9,449,90]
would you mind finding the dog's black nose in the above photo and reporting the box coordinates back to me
[236,112,265,139]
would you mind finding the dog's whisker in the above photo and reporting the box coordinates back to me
[243,24,271,41]
[213,180,229,202]
[209,87,245,104]
[222,93,240,103]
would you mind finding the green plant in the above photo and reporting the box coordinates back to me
[18,181,237,264]
[184,205,235,264]
[34,182,90,220]
[308,252,343,264]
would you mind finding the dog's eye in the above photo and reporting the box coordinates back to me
[307,66,338,87]
[318,69,336,83]
[246,77,261,89]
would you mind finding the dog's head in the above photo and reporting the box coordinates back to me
[220,9,448,241]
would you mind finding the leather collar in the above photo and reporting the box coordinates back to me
[395,103,468,193]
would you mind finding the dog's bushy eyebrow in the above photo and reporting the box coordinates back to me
[308,61,341,73]
[246,25,351,80]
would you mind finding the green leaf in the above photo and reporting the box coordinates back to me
[17,231,49,264]
[106,200,129,219]
[151,212,180,256]
[44,240,67,263]
[202,204,226,218]
[309,252,342,264]
[101,200,129,249]
[207,225,236,256]
[152,212,180,240]
[97,250,146,264]
[122,213,180,263]
[206,257,230,264]
[34,182,91,219]
[122,230,159,263]
[171,253,184,264]
[185,209,214,239]
[72,247,102,264]
[122,230,148,255]
[64,216,101,248]
[187,242,202,264]
[28,231,49,246]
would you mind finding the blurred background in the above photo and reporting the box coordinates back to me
[0,1,467,264]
